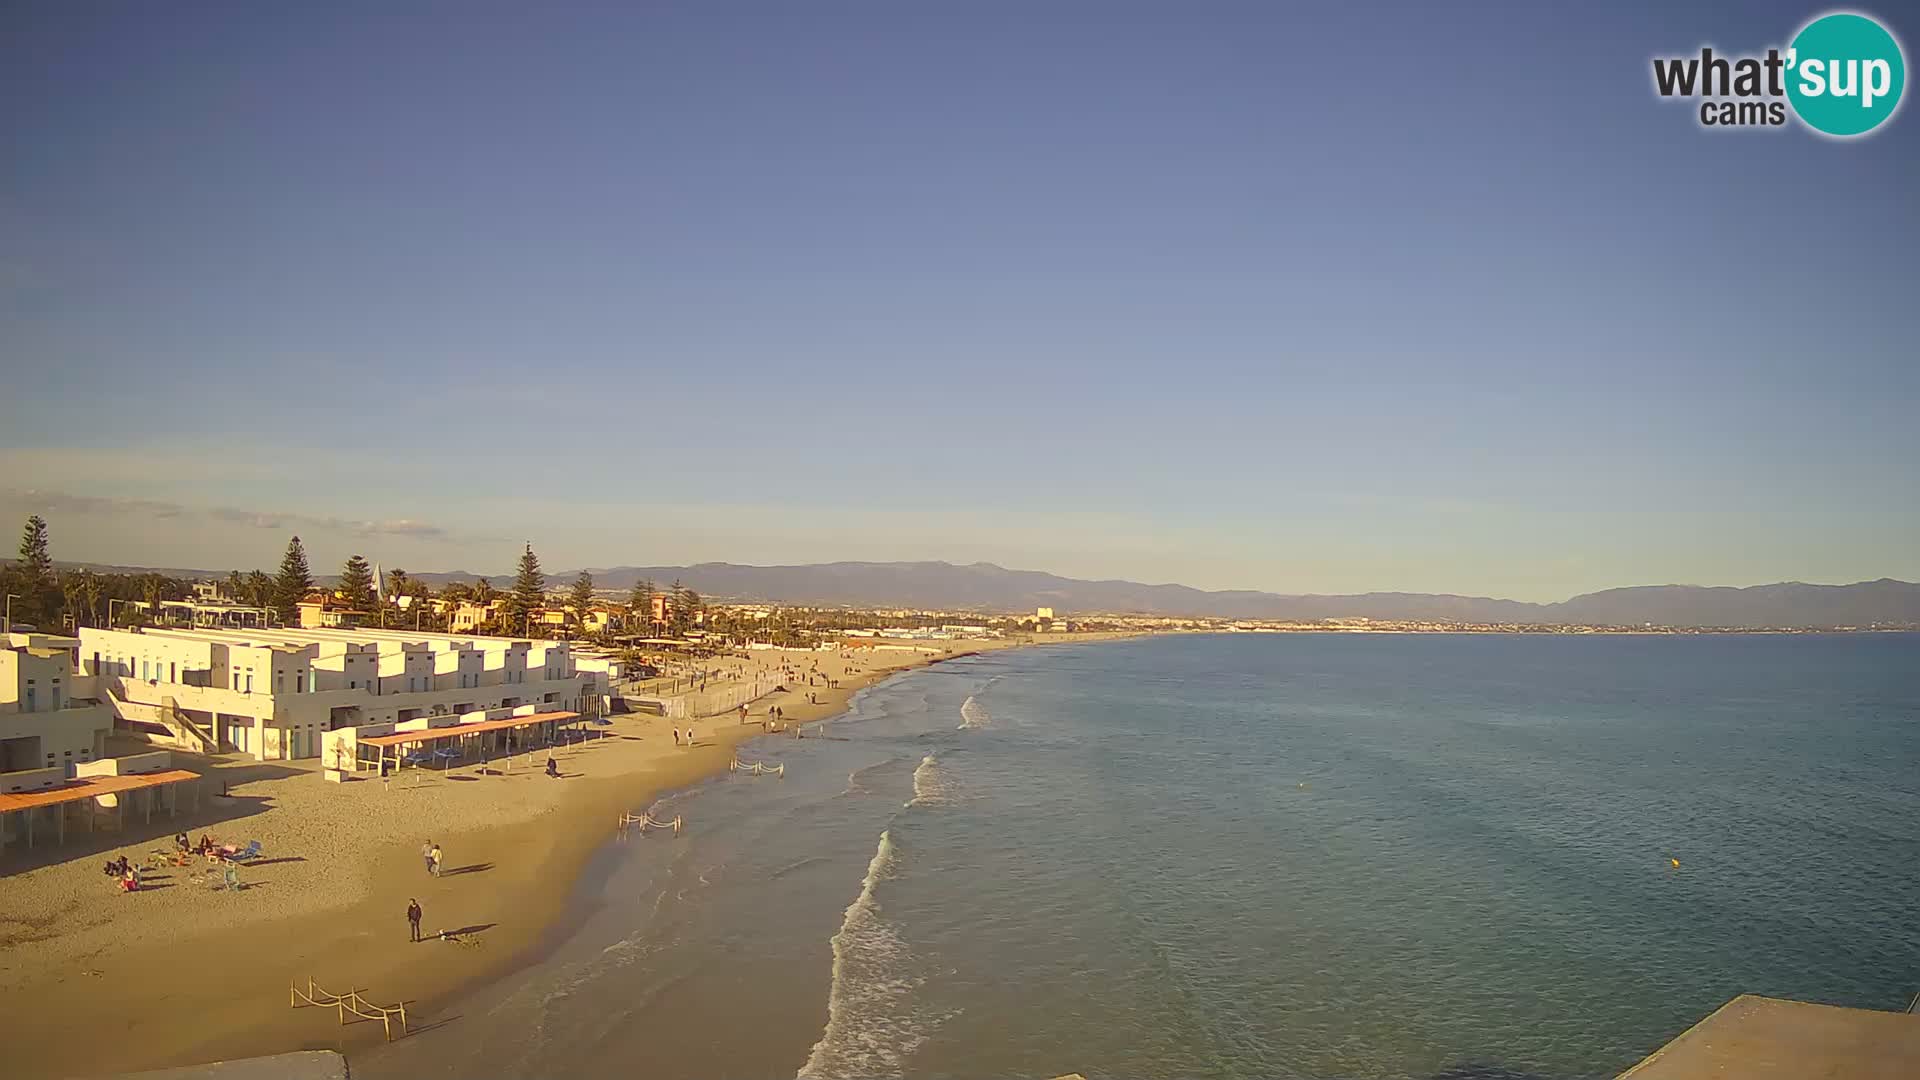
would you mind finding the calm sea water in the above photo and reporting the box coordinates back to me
[359,633,1920,1080]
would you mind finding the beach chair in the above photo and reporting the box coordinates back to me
[226,840,264,863]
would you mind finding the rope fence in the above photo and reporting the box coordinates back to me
[290,976,410,1041]
[729,755,785,778]
[618,810,684,836]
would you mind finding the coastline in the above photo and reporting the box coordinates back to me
[0,633,1136,1080]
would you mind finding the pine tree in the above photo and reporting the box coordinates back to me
[11,514,55,626]
[629,579,656,632]
[568,570,595,619]
[339,554,375,619]
[506,543,546,634]
[273,536,314,625]
[667,579,691,637]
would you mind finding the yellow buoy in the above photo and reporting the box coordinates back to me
[1670,857,1681,868]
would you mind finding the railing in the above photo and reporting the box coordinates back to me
[102,681,212,753]
[161,695,218,754]
[290,976,410,1040]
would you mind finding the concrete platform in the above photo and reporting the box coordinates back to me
[1619,994,1920,1079]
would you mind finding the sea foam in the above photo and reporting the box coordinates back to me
[957,694,991,730]
[796,830,934,1079]
[905,754,948,808]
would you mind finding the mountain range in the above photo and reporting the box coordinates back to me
[35,559,1920,628]
[416,562,1917,628]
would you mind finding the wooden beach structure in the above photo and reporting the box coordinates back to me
[1618,994,1920,1079]
[289,977,409,1041]
[351,710,585,774]
[0,768,200,850]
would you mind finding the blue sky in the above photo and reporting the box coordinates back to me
[2,2,1915,600]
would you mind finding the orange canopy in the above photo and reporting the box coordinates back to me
[0,769,200,812]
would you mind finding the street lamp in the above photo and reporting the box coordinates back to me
[3,593,20,634]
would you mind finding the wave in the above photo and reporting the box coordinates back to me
[796,830,937,1079]
[957,694,991,730]
[842,755,906,796]
[905,754,949,808]
[770,855,832,880]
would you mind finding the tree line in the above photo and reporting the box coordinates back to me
[0,515,708,642]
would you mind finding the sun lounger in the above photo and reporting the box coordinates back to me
[226,840,264,862]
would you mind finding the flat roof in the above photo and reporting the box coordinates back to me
[1620,994,1920,1080]
[358,710,580,748]
[0,769,200,812]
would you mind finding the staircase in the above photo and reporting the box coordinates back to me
[104,680,219,754]
[161,695,220,754]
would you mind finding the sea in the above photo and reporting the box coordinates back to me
[356,632,1920,1080]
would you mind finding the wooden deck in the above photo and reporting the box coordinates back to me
[1619,994,1920,1079]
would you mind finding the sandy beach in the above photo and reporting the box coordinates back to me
[0,635,1125,1079]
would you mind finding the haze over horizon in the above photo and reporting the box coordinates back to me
[4,2,1916,602]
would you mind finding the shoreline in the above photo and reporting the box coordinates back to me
[0,633,1137,1080]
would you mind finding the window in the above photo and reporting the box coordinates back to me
[25,687,36,711]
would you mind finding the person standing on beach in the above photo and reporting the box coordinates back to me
[422,840,434,876]
[672,727,680,746]
[430,843,443,876]
[407,898,423,942]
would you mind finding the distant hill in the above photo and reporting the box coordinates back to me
[417,561,1919,628]
[34,558,1920,628]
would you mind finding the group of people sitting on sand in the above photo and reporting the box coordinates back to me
[102,855,142,892]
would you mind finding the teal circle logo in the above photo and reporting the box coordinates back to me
[1786,12,1906,136]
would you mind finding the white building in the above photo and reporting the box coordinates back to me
[78,625,603,761]
[1,633,114,790]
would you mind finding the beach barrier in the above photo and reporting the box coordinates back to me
[617,810,683,836]
[729,755,785,778]
[290,977,410,1041]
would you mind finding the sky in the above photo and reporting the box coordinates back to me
[1,1,1916,601]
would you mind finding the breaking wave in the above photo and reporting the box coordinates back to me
[795,830,936,1079]
[957,694,991,730]
[905,753,949,808]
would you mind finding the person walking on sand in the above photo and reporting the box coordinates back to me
[430,843,443,877]
[422,840,435,876]
[672,727,680,746]
[408,898,423,942]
